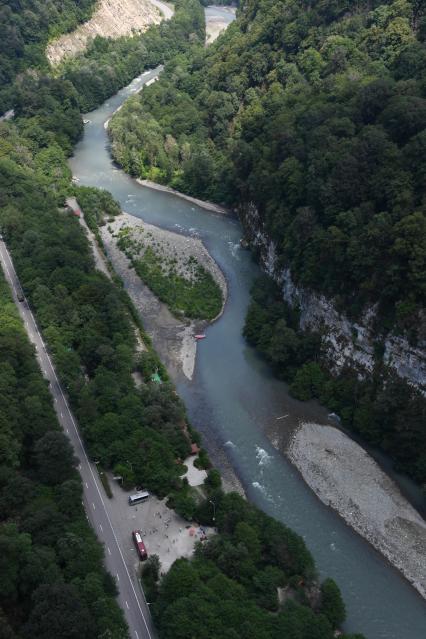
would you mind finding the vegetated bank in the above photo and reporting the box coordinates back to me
[244,276,426,485]
[99,212,226,381]
[0,0,97,112]
[0,1,365,636]
[46,0,163,65]
[58,0,206,111]
[0,83,362,639]
[0,270,128,638]
[107,0,426,486]
[113,216,224,321]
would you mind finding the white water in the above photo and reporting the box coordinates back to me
[69,58,426,639]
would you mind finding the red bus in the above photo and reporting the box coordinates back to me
[132,530,148,561]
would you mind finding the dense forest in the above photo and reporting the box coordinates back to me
[109,0,426,338]
[0,116,195,496]
[108,0,426,484]
[0,0,96,112]
[0,0,387,636]
[1,0,205,115]
[244,276,426,483]
[146,492,363,639]
[60,0,205,111]
[0,271,128,638]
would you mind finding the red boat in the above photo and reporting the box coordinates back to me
[195,334,206,340]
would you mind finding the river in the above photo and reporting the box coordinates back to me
[69,34,426,639]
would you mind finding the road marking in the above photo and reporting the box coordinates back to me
[125,601,130,610]
[135,632,139,639]
[1,242,154,637]
[65,428,69,433]
[107,547,111,555]
[60,412,63,417]
[116,574,120,582]
[99,524,103,532]
[92,502,96,510]
[85,482,88,489]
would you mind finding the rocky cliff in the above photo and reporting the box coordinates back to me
[240,202,426,391]
[46,0,162,65]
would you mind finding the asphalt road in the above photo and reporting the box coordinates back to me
[0,238,156,639]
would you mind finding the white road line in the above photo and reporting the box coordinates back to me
[116,574,120,582]
[135,632,139,639]
[85,482,88,488]
[126,601,130,610]
[108,547,112,556]
[1,243,153,638]
[99,524,103,532]
[92,502,96,510]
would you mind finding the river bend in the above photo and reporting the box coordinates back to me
[69,64,426,639]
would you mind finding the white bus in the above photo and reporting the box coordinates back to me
[128,490,150,505]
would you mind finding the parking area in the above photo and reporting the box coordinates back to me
[104,458,214,577]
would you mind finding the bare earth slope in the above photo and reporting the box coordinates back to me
[46,0,163,65]
[288,422,426,599]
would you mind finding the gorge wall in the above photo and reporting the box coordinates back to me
[240,203,426,392]
[46,0,162,64]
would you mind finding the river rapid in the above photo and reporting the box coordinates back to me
[69,38,426,639]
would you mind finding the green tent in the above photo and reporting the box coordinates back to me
[151,371,162,384]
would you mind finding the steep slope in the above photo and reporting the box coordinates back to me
[109,0,426,343]
[108,0,426,481]
[0,0,96,111]
[46,0,163,65]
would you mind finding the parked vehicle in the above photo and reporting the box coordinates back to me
[128,490,150,505]
[132,530,148,561]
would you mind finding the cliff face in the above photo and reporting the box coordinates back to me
[46,0,162,65]
[240,202,426,391]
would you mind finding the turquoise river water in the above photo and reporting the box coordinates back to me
[69,64,426,639]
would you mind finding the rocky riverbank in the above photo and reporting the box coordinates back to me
[205,6,237,44]
[100,212,227,381]
[287,422,426,599]
[136,179,230,215]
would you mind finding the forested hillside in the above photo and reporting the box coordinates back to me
[0,271,128,638]
[108,0,426,483]
[0,113,194,496]
[150,493,363,639]
[0,0,404,635]
[244,276,426,482]
[109,0,426,339]
[0,0,96,111]
[0,0,205,115]
[60,0,205,111]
